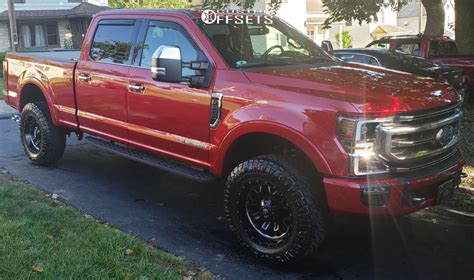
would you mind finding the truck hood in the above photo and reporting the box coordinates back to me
[243,63,461,114]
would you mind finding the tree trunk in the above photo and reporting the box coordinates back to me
[455,0,474,54]
[421,0,445,36]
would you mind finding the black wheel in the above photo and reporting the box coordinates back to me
[224,155,328,264]
[20,102,66,165]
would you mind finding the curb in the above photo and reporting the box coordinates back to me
[0,113,16,120]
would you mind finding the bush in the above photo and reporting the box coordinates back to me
[0,51,5,77]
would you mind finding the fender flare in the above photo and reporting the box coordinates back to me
[18,76,58,125]
[212,121,333,177]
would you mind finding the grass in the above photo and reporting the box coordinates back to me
[0,79,3,100]
[0,172,210,279]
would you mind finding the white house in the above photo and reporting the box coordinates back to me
[397,0,455,38]
[0,0,109,51]
[306,0,412,48]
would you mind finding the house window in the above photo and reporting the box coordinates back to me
[18,22,60,49]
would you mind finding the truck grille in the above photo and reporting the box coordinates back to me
[376,104,462,167]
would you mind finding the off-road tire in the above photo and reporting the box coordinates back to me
[20,102,66,165]
[224,155,328,264]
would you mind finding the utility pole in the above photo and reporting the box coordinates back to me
[139,0,144,7]
[418,0,423,34]
[7,0,18,52]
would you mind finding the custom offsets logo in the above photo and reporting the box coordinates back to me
[201,9,273,24]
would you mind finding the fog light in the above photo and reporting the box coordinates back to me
[361,184,390,207]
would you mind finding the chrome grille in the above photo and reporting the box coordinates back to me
[376,104,462,164]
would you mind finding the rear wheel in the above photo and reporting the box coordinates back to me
[20,102,66,165]
[224,155,328,263]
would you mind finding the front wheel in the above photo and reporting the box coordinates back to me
[20,102,66,165]
[224,155,328,264]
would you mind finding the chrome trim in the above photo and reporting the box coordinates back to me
[396,103,461,122]
[128,84,145,92]
[78,75,91,82]
[376,111,462,163]
[389,149,459,173]
[348,154,389,176]
[210,92,223,129]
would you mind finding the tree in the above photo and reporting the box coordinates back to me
[455,0,474,54]
[335,30,353,48]
[321,0,445,36]
[109,0,190,9]
[200,0,281,14]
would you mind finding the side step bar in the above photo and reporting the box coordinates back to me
[85,136,217,183]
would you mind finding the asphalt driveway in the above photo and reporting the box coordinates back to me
[0,118,473,280]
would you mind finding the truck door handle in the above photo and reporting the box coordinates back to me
[128,84,145,93]
[78,74,91,82]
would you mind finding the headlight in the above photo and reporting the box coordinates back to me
[338,116,392,176]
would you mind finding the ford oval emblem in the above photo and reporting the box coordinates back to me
[435,125,455,146]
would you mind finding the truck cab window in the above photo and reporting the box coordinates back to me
[429,41,459,56]
[90,22,135,65]
[396,42,421,56]
[140,22,199,77]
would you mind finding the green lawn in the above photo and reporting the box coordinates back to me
[0,173,210,279]
[0,79,4,100]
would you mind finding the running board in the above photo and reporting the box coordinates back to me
[85,136,217,182]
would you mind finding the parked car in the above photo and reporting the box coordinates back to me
[366,35,474,101]
[3,10,464,263]
[333,48,468,99]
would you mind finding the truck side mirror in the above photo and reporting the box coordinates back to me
[151,45,182,83]
[321,40,334,55]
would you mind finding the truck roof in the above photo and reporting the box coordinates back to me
[95,9,268,20]
[96,9,194,18]
[377,34,453,41]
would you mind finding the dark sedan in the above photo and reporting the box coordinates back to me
[334,49,467,98]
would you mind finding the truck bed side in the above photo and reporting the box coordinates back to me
[431,56,474,88]
[4,51,80,128]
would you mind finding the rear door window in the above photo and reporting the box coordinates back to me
[429,41,459,56]
[90,20,136,65]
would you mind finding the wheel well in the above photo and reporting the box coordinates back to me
[223,133,318,178]
[20,84,47,110]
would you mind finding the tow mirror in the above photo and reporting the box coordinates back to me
[151,45,182,83]
[321,40,334,55]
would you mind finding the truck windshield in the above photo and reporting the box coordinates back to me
[197,18,332,68]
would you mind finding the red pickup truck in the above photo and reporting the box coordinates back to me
[3,10,465,263]
[367,35,474,101]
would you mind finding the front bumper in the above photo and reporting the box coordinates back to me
[324,150,464,216]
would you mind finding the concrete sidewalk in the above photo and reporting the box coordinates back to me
[0,100,16,120]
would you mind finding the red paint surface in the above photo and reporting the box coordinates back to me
[4,11,464,216]
[386,36,474,91]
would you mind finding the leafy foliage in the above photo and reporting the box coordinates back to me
[321,0,409,28]
[109,0,191,9]
[335,30,353,48]
[200,0,281,15]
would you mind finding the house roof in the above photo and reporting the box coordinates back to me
[370,24,412,37]
[0,3,109,21]
[398,0,452,18]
